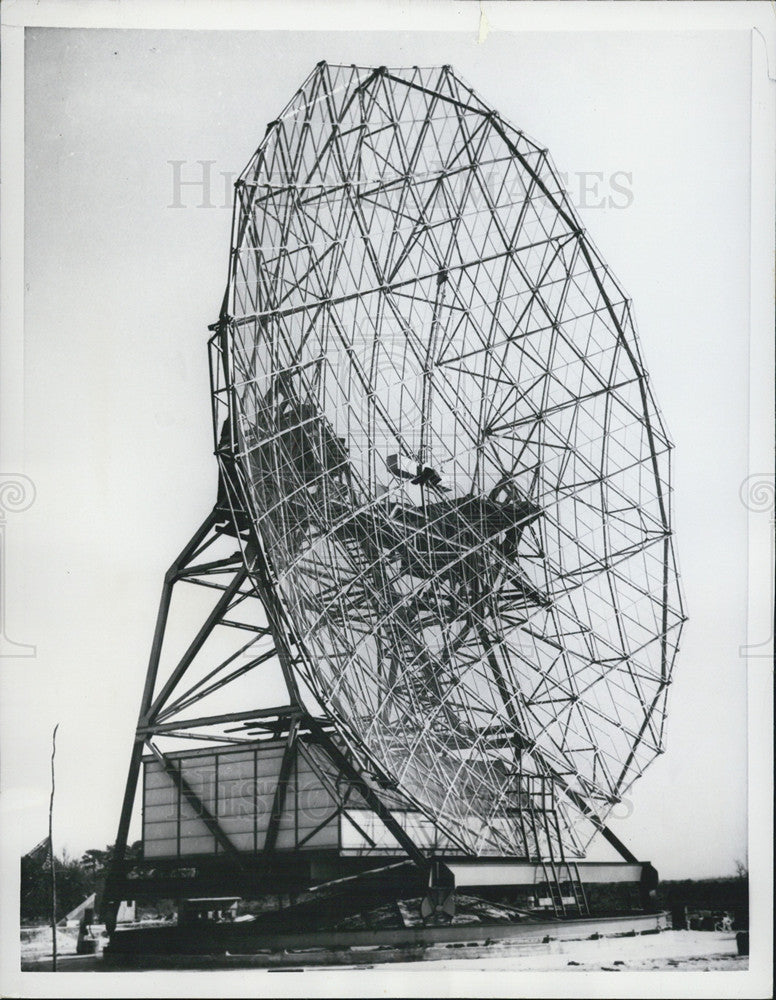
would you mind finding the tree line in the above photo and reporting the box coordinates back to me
[20,842,140,924]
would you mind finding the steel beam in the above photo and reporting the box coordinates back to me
[103,510,219,930]
[447,859,645,887]
[263,718,300,853]
[306,720,430,872]
[137,705,302,736]
[144,565,249,724]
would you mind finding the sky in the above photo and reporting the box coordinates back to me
[1,19,761,884]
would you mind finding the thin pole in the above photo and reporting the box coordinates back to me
[48,723,59,971]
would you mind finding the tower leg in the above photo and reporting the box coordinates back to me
[103,506,437,933]
[103,512,217,932]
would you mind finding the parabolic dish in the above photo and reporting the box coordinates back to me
[213,63,685,857]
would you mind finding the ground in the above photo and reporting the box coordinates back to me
[20,928,745,972]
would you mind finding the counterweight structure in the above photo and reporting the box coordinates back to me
[105,63,684,924]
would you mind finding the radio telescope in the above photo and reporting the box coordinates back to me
[106,64,685,931]
[212,63,685,861]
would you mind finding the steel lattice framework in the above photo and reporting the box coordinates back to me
[211,62,685,860]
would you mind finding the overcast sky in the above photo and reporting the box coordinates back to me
[3,20,758,881]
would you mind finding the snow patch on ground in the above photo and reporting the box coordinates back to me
[359,930,745,972]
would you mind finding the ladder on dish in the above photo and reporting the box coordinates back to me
[539,859,589,917]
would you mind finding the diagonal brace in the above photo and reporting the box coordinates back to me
[263,717,300,853]
[144,566,248,723]
[306,719,430,872]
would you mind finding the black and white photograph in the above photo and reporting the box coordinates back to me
[1,2,773,997]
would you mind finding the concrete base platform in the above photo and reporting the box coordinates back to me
[104,910,669,967]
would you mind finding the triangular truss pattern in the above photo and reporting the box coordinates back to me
[102,499,574,918]
[104,64,687,932]
[211,63,686,859]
